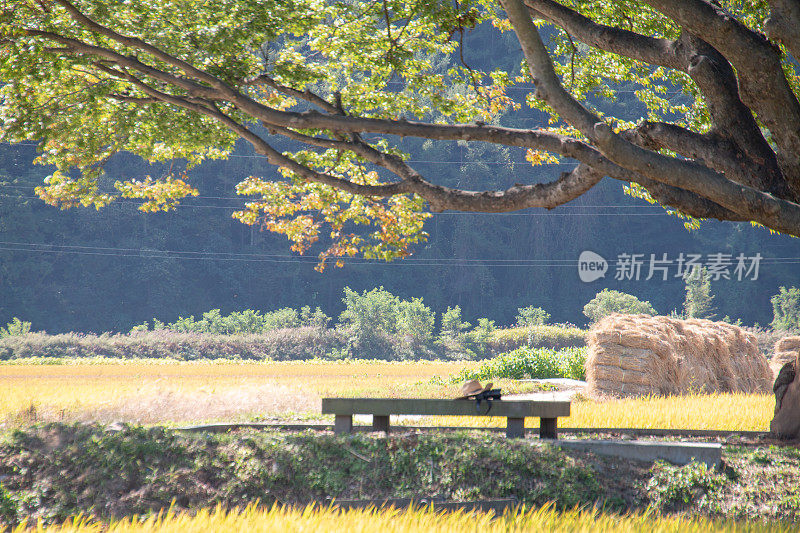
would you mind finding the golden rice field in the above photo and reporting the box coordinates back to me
[13,503,792,533]
[0,360,473,425]
[422,392,773,432]
[0,361,775,431]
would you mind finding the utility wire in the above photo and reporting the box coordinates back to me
[0,241,798,267]
[0,246,590,267]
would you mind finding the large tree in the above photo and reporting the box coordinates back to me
[2,0,800,268]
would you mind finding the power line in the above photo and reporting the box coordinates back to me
[0,245,583,267]
[0,240,613,262]
[0,143,572,166]
[0,241,799,268]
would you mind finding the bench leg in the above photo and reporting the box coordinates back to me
[506,417,525,439]
[539,418,557,439]
[334,414,353,435]
[373,415,390,434]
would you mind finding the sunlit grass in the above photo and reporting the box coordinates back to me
[417,393,773,432]
[14,503,791,533]
[0,361,482,425]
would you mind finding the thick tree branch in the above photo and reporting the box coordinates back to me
[524,0,787,198]
[97,59,606,213]
[766,0,800,61]
[52,0,239,97]
[270,123,605,211]
[241,74,341,115]
[626,121,788,200]
[245,119,607,212]
[232,119,606,213]
[644,0,800,189]
[593,122,800,234]
[678,34,785,193]
[268,117,736,217]
[524,0,683,69]
[632,178,748,222]
[624,122,719,161]
[415,163,604,212]
[500,1,599,139]
[502,0,800,234]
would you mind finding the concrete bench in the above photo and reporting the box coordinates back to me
[321,398,570,439]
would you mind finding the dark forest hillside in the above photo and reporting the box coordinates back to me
[3,136,799,334]
[1,24,799,333]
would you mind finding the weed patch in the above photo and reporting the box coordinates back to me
[647,461,726,512]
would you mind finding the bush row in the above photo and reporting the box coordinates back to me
[2,287,587,361]
[0,329,344,362]
[0,326,586,362]
[488,325,586,352]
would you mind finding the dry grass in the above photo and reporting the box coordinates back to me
[14,503,791,533]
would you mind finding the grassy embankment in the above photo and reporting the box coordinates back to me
[2,425,800,528]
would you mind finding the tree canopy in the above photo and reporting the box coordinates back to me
[2,0,800,268]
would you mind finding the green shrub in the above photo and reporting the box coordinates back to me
[338,286,399,335]
[299,306,331,329]
[771,286,800,331]
[515,306,551,327]
[438,306,474,359]
[130,307,326,335]
[583,289,656,324]
[338,287,436,359]
[261,308,301,330]
[468,318,496,358]
[683,266,716,319]
[0,482,17,526]
[454,347,587,382]
[396,297,436,346]
[0,317,31,338]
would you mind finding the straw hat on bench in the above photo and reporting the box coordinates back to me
[456,380,494,399]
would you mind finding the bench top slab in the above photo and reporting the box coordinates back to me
[321,398,570,418]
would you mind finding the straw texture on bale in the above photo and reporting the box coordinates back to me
[773,336,800,374]
[586,314,772,398]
